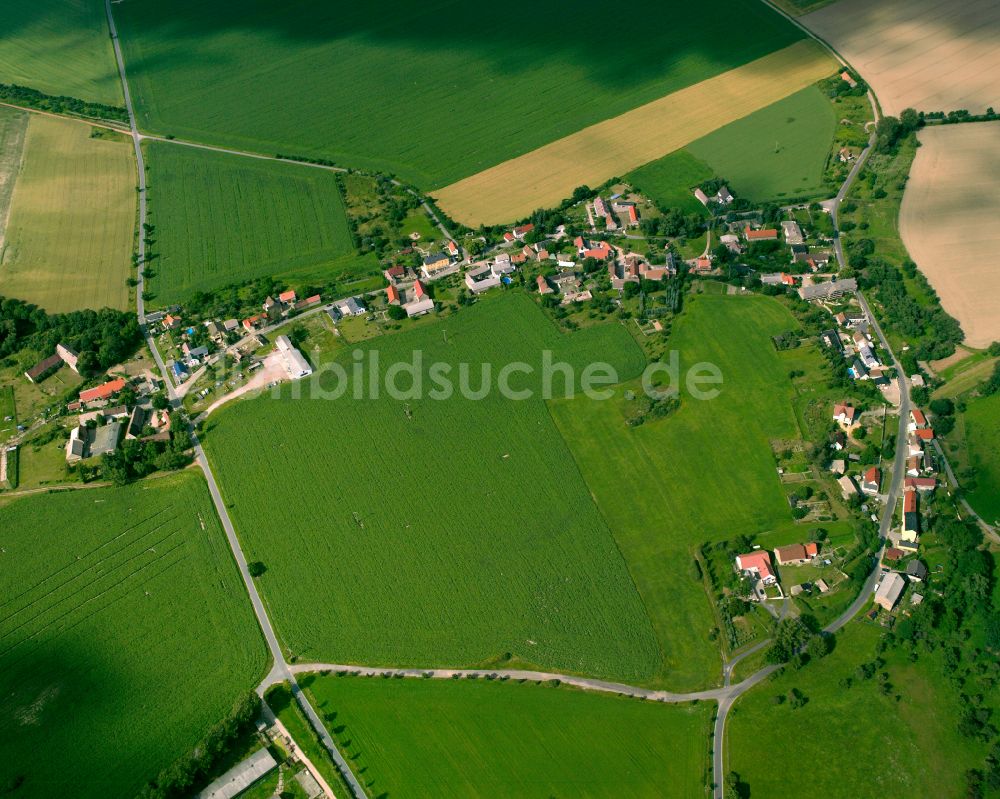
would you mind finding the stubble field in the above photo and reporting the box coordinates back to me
[145,142,378,305]
[0,111,135,312]
[899,121,1000,349]
[803,0,1000,116]
[0,473,267,798]
[434,41,837,225]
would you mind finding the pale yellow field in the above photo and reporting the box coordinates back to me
[803,0,1000,117]
[0,114,135,312]
[899,121,1000,349]
[433,40,837,226]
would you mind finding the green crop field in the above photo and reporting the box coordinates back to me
[549,295,818,690]
[686,85,837,202]
[203,294,661,681]
[626,150,713,214]
[728,623,987,797]
[300,674,712,798]
[115,0,804,188]
[0,112,135,312]
[145,142,378,306]
[0,107,29,241]
[0,473,268,798]
[959,393,1000,524]
[0,0,123,106]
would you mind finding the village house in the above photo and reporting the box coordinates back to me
[573,237,614,261]
[79,377,127,406]
[278,289,297,305]
[421,252,452,279]
[829,458,846,475]
[66,420,123,463]
[262,296,279,314]
[612,200,640,227]
[735,550,776,586]
[465,264,501,294]
[904,476,936,492]
[744,226,778,242]
[798,277,857,301]
[840,70,859,89]
[909,408,928,430]
[292,294,322,312]
[901,488,920,543]
[874,572,905,611]
[861,466,881,496]
[404,281,435,317]
[773,542,819,566]
[512,223,534,241]
[719,233,743,254]
[833,403,858,426]
[781,220,804,247]
[492,253,516,277]
[536,275,554,295]
[693,188,710,206]
[333,297,366,318]
[446,239,460,258]
[884,546,905,563]
[242,314,265,333]
[905,560,928,582]
[163,313,182,331]
[274,335,312,380]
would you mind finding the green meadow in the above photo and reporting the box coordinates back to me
[687,85,836,202]
[203,294,660,681]
[0,473,267,798]
[144,142,378,305]
[301,674,712,799]
[728,623,988,798]
[550,295,816,690]
[0,0,123,105]
[116,0,804,188]
[626,150,713,214]
[959,393,1000,524]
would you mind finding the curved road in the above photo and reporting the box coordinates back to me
[103,3,367,797]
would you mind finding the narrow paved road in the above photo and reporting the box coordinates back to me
[103,4,366,796]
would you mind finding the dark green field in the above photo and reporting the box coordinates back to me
[0,473,267,798]
[116,0,804,188]
[0,0,122,105]
[302,674,712,798]
[145,142,378,305]
[203,294,660,681]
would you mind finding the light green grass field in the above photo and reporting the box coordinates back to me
[728,623,986,798]
[686,85,837,202]
[626,150,713,214]
[144,142,378,306]
[116,0,804,188]
[0,107,29,241]
[0,112,134,312]
[550,295,814,690]
[0,472,267,798]
[0,0,122,105]
[301,674,712,798]
[959,393,1000,524]
[203,294,659,681]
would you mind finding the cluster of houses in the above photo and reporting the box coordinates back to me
[820,308,889,385]
[24,343,79,384]
[872,556,928,613]
[694,185,734,207]
[384,265,435,317]
[64,375,170,463]
[734,541,822,600]
[240,290,323,335]
[897,408,938,551]
[586,195,640,231]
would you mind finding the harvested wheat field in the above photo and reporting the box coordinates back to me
[433,40,836,226]
[803,0,1000,117]
[0,115,135,312]
[899,121,1000,349]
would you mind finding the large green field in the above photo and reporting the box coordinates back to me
[0,110,135,312]
[203,294,660,681]
[959,393,1000,524]
[116,0,804,188]
[686,85,836,202]
[727,623,987,798]
[550,295,817,690]
[0,473,267,798]
[144,142,378,305]
[0,0,123,106]
[300,674,712,798]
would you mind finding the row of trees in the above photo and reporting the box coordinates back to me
[0,296,141,375]
[0,83,128,123]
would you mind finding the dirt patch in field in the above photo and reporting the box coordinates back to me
[803,0,1000,116]
[0,106,28,251]
[899,121,1000,349]
[433,40,836,226]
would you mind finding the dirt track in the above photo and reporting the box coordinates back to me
[899,121,1000,349]
[803,0,1000,117]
